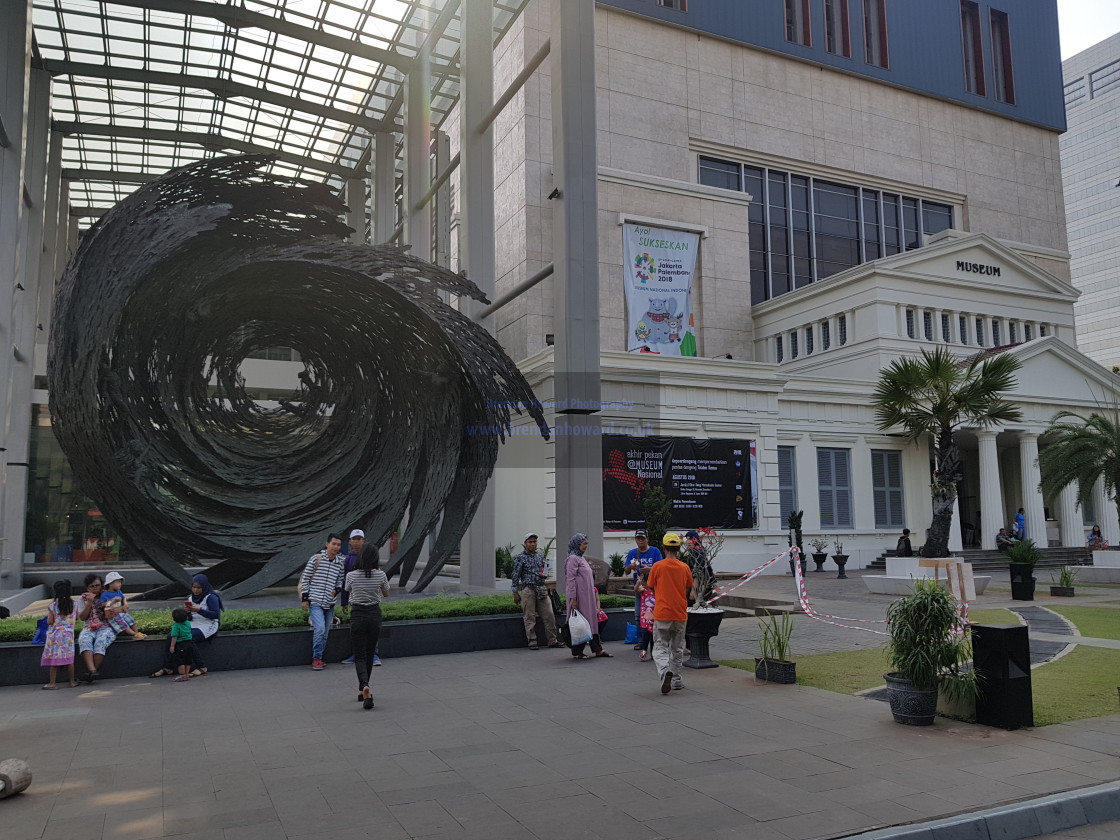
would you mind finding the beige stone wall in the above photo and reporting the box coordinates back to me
[487,1,1069,364]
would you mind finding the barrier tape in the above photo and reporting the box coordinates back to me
[708,548,790,603]
[791,547,890,636]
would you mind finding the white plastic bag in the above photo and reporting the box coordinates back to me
[568,609,593,646]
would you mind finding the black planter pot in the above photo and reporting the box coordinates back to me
[811,553,828,572]
[684,609,724,669]
[788,557,808,576]
[754,657,796,684]
[832,554,849,579]
[884,672,938,726]
[1050,586,1075,597]
[1009,563,1036,601]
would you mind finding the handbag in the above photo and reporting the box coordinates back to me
[568,609,593,646]
[597,608,608,624]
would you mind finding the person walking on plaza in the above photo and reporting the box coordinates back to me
[624,529,661,647]
[645,533,694,694]
[511,533,562,650]
[343,543,390,709]
[299,533,346,670]
[565,533,611,659]
[339,529,363,665]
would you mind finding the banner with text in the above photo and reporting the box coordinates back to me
[602,435,754,530]
[623,223,699,356]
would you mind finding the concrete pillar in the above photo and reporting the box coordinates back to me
[434,131,451,269]
[977,430,1002,550]
[344,177,365,242]
[1019,433,1046,544]
[1092,479,1120,545]
[949,496,963,552]
[405,49,431,260]
[458,0,497,590]
[371,132,396,244]
[551,0,603,584]
[1058,483,1083,548]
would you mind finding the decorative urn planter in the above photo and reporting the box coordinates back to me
[811,552,828,572]
[754,658,796,684]
[831,554,850,578]
[884,672,938,726]
[684,608,724,669]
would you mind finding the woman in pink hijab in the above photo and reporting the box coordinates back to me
[565,533,612,659]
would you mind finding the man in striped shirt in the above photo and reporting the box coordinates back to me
[299,533,346,670]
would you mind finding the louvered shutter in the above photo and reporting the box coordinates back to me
[778,446,797,522]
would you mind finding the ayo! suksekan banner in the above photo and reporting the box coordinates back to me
[623,223,699,356]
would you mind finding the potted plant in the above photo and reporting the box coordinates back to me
[683,527,726,670]
[1049,565,1076,597]
[808,537,829,572]
[754,609,796,684]
[608,552,626,578]
[786,510,807,576]
[831,537,849,579]
[1006,538,1040,601]
[884,580,978,726]
[494,543,515,579]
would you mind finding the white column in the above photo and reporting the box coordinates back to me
[949,496,963,552]
[405,48,431,260]
[434,130,451,269]
[1093,479,1120,545]
[551,0,603,581]
[1058,483,1083,548]
[1019,433,1046,544]
[344,177,365,242]
[458,0,497,590]
[977,430,1002,550]
[371,132,396,244]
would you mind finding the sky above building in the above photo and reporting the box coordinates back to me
[1059,0,1120,59]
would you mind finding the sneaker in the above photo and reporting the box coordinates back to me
[373,656,382,666]
[312,659,325,671]
[661,671,673,695]
[341,655,355,664]
[672,676,684,691]
[173,675,189,682]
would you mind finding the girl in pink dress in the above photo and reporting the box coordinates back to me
[42,580,78,689]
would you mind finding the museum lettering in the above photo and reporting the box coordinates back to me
[956,260,1001,276]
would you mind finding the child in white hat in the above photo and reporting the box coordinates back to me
[100,571,146,639]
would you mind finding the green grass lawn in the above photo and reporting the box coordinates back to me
[967,608,1021,625]
[719,647,889,695]
[1046,606,1120,641]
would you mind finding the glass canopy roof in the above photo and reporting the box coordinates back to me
[31,0,528,219]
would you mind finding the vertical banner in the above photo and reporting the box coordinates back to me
[623,223,699,356]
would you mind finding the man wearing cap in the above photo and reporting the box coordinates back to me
[645,533,694,694]
[624,529,662,645]
[511,533,562,650]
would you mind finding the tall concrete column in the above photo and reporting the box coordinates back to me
[977,430,1002,550]
[1058,483,1083,548]
[457,0,497,590]
[949,496,963,552]
[405,49,431,260]
[551,0,602,584]
[1092,479,1120,545]
[344,177,365,242]
[1019,433,1046,544]
[371,132,396,244]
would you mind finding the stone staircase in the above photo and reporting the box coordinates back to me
[868,547,1091,573]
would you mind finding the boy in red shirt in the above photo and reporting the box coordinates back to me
[645,533,695,694]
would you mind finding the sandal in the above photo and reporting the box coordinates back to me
[573,654,589,660]
[595,651,614,658]
[189,667,207,678]
[639,651,649,662]
[150,668,174,678]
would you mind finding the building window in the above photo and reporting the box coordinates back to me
[991,9,1016,104]
[657,0,688,10]
[992,320,1001,345]
[838,314,848,345]
[941,313,951,343]
[1024,323,1033,341]
[863,0,889,68]
[1082,494,1096,527]
[818,447,853,528]
[805,326,814,354]
[959,315,968,345]
[776,335,784,363]
[961,1,986,96]
[1009,322,1019,343]
[245,347,300,362]
[923,311,933,341]
[871,450,905,529]
[822,320,831,349]
[906,309,915,339]
[825,0,851,57]
[785,0,811,46]
[699,156,953,303]
[790,331,800,358]
[1040,324,1049,337]
[976,317,986,347]
[779,446,798,523]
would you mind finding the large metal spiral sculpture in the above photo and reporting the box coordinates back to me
[48,155,548,597]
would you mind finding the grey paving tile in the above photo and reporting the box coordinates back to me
[388,800,461,837]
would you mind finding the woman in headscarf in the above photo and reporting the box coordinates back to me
[151,573,222,678]
[565,533,611,659]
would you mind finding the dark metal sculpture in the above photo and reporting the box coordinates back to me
[48,155,548,597]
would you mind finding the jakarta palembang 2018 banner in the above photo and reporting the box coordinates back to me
[623,223,699,356]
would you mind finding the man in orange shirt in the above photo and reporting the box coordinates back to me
[645,532,695,694]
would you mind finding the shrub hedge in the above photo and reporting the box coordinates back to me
[0,593,632,643]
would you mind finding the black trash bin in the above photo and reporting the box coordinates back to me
[972,623,1033,730]
[1008,562,1036,601]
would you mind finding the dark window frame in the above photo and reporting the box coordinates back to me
[863,0,889,68]
[961,1,986,96]
[825,0,852,57]
[990,9,1016,104]
[785,0,812,47]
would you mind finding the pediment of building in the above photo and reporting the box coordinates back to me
[1002,336,1120,405]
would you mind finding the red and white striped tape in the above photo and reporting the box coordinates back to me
[708,548,790,603]
[791,547,890,636]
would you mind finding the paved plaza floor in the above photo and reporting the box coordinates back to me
[3,568,1119,840]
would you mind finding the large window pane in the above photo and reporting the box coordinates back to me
[699,155,741,191]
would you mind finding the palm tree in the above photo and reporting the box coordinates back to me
[1039,409,1120,534]
[873,347,1022,558]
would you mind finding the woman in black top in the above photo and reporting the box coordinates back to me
[343,543,389,709]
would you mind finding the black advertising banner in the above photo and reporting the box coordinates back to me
[602,435,754,530]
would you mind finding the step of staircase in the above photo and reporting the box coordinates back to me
[868,547,1090,573]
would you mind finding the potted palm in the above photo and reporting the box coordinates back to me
[809,537,829,572]
[884,579,978,726]
[874,347,1022,559]
[754,609,796,684]
[1049,565,1076,597]
[683,527,725,670]
[1006,538,1040,601]
[831,536,849,578]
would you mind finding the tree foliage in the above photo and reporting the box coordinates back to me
[1039,408,1120,533]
